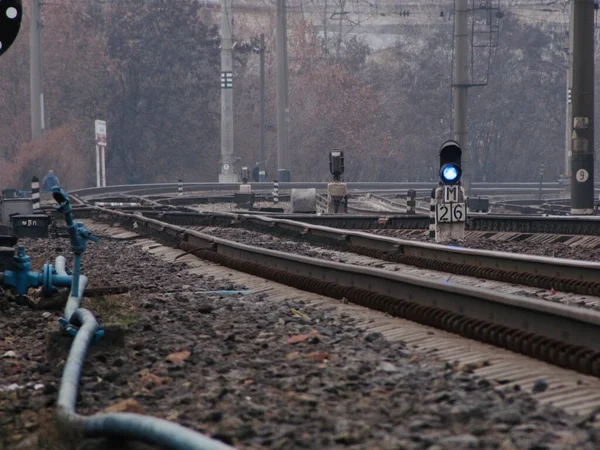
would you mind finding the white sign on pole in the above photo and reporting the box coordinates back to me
[443,185,459,203]
[436,203,466,223]
[576,169,589,183]
[95,120,107,146]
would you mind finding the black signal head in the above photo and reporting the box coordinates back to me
[0,0,22,57]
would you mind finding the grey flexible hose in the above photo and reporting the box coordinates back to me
[55,255,67,276]
[56,309,235,450]
[63,275,87,322]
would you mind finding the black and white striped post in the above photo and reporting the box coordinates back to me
[429,187,436,239]
[273,180,279,204]
[407,189,416,215]
[31,176,40,211]
[178,179,183,196]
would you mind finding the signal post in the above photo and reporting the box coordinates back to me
[327,150,348,214]
[434,140,466,243]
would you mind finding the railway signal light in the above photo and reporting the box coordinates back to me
[439,140,462,185]
[329,150,344,181]
[241,166,250,183]
[0,0,22,57]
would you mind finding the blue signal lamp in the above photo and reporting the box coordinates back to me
[440,163,462,185]
[439,140,462,185]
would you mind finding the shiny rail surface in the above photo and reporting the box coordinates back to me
[78,205,600,377]
[72,181,600,199]
[69,208,600,284]
[63,202,600,236]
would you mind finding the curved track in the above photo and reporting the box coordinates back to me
[72,202,600,378]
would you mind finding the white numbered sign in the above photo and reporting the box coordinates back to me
[576,169,589,183]
[443,186,460,203]
[436,203,466,223]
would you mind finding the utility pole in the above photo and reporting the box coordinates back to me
[276,0,290,182]
[29,0,44,141]
[259,33,266,181]
[570,0,595,214]
[563,4,574,197]
[452,0,470,194]
[219,0,238,183]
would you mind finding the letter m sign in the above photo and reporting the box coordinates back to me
[443,186,459,203]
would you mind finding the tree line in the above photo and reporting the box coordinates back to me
[0,1,595,188]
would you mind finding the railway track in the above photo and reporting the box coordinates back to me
[185,226,600,308]
[10,189,600,448]
[130,234,600,419]
[66,205,600,298]
[68,183,600,235]
[63,199,600,236]
[74,203,600,378]
[8,223,600,449]
[91,208,600,298]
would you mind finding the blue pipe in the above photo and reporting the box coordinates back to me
[52,187,98,318]
[2,246,73,295]
[54,187,236,449]
[57,309,236,450]
[2,247,76,296]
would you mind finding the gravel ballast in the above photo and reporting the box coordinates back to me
[0,236,598,449]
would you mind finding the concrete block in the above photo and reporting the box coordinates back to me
[291,189,317,213]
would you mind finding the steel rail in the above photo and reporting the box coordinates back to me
[69,207,600,282]
[229,214,600,282]
[368,193,431,214]
[72,181,600,199]
[67,199,600,236]
[78,208,600,295]
[84,206,600,375]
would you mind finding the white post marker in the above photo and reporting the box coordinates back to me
[31,176,40,211]
[95,120,107,187]
[100,146,106,187]
[178,179,183,196]
[273,180,279,204]
[435,185,466,243]
[406,189,416,215]
[429,188,436,238]
[95,145,100,187]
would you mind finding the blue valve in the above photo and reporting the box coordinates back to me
[3,247,75,296]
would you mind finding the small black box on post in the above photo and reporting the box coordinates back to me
[329,150,344,181]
